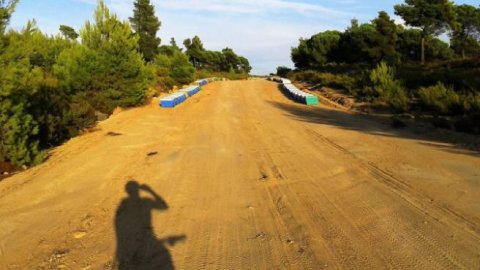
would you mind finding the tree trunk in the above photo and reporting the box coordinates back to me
[462,49,465,60]
[421,37,425,65]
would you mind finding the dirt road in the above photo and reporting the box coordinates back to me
[1,80,479,269]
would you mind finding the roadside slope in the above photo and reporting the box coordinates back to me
[0,80,479,269]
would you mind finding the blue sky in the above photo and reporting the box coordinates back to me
[9,0,479,75]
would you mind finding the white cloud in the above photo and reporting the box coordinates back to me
[156,0,349,17]
[71,0,352,74]
[77,0,350,17]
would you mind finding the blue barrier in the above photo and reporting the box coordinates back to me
[281,79,319,106]
[160,80,207,108]
[196,79,208,86]
[160,96,176,108]
[183,85,201,96]
[160,92,188,108]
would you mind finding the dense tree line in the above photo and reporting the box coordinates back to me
[0,0,250,167]
[286,0,480,128]
[291,1,479,68]
[183,36,251,73]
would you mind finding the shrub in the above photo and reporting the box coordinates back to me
[397,59,480,92]
[169,51,195,84]
[153,47,195,92]
[430,117,452,130]
[418,82,460,114]
[390,116,407,128]
[156,76,176,92]
[195,69,248,80]
[455,113,480,134]
[369,62,409,112]
[461,94,480,113]
[63,92,96,137]
[0,25,59,166]
[290,71,357,93]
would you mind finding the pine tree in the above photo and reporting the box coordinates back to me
[0,0,18,34]
[183,36,205,68]
[0,22,49,166]
[59,25,79,40]
[371,11,400,65]
[395,0,456,64]
[76,0,151,112]
[170,37,181,51]
[451,4,480,59]
[129,0,161,62]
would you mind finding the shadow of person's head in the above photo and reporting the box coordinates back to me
[125,180,140,199]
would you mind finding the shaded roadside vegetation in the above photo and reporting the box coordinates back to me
[269,100,480,157]
[277,0,480,135]
[0,0,250,168]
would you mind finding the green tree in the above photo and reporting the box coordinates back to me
[350,18,359,29]
[337,23,376,64]
[170,50,195,84]
[397,27,422,62]
[394,0,456,64]
[0,21,68,166]
[72,0,151,112]
[129,0,161,62]
[371,11,400,65]
[222,47,240,72]
[397,27,454,62]
[184,36,205,68]
[238,56,252,74]
[0,58,45,166]
[426,37,454,60]
[170,37,181,51]
[276,66,292,77]
[308,31,341,67]
[369,62,409,111]
[291,31,341,69]
[0,0,18,34]
[291,38,312,69]
[59,25,79,40]
[182,35,250,74]
[451,4,480,59]
[204,50,226,71]
[155,45,194,88]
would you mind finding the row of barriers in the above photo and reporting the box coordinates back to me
[197,79,208,86]
[159,79,211,108]
[280,78,319,106]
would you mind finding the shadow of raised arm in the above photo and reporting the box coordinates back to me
[141,184,169,210]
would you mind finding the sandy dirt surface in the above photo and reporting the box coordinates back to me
[1,80,479,269]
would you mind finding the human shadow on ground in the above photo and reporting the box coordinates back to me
[115,181,186,270]
[270,89,480,158]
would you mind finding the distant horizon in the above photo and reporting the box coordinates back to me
[9,0,479,75]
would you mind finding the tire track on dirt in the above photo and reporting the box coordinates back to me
[304,127,480,238]
[248,109,391,268]
[300,125,480,269]
[262,82,480,268]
